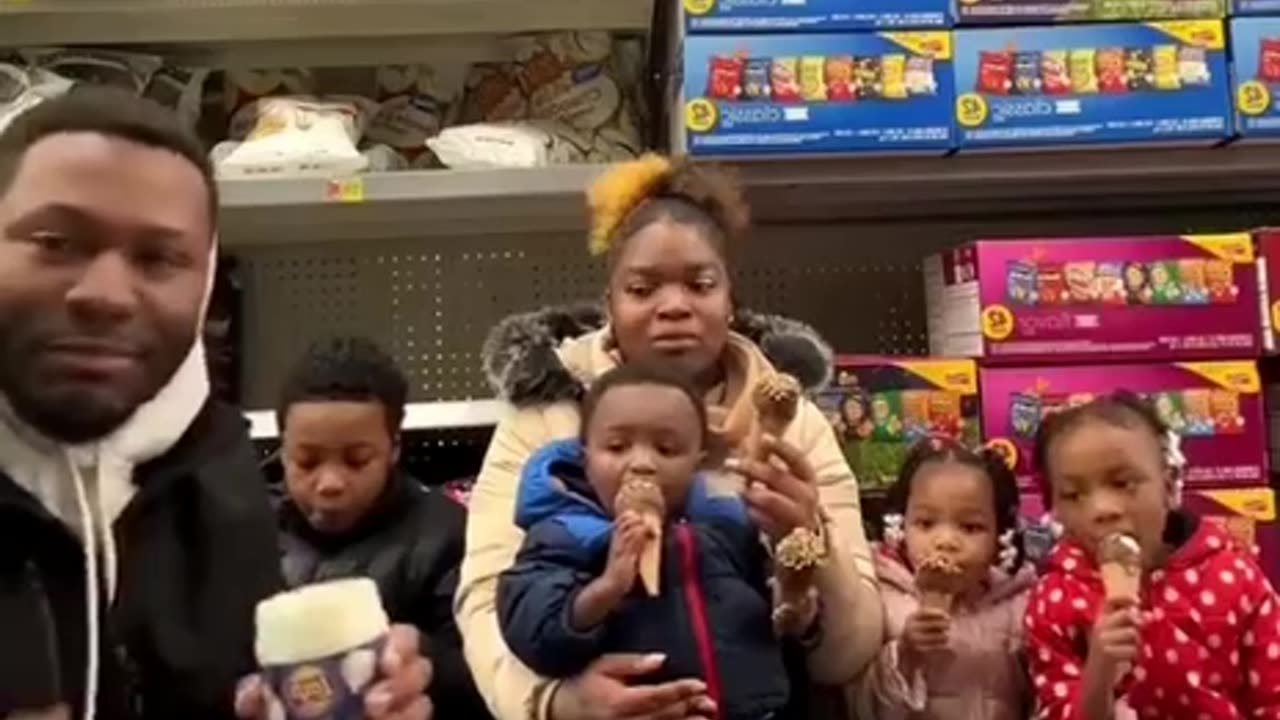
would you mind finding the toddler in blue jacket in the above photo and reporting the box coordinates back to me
[497,363,790,720]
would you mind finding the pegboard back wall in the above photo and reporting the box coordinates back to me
[233,204,1280,408]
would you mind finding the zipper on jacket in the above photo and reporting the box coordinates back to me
[677,522,723,720]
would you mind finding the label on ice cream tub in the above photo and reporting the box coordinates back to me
[263,636,387,720]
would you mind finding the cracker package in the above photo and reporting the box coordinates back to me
[744,58,772,100]
[881,54,908,99]
[978,50,1013,94]
[1153,44,1182,90]
[1013,51,1043,95]
[800,56,829,101]
[1070,48,1100,93]
[771,57,803,101]
[709,56,746,100]
[1041,50,1072,94]
[826,55,856,100]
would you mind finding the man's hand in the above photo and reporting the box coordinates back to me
[550,654,715,720]
[235,625,433,720]
[898,607,951,675]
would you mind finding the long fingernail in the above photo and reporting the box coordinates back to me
[697,698,717,712]
[642,653,667,667]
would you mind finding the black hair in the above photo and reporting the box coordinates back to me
[885,436,1025,571]
[579,363,708,447]
[1033,390,1169,505]
[277,336,408,437]
[0,86,218,227]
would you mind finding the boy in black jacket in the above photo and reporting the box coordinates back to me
[274,336,489,718]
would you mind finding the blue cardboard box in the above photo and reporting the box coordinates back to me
[1231,18,1280,138]
[953,22,1231,151]
[680,32,955,156]
[955,0,1222,26]
[683,0,952,32]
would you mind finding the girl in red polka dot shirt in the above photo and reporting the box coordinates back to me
[1024,392,1280,720]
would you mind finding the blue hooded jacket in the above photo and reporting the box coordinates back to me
[496,439,790,720]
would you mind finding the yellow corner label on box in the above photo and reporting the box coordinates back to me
[981,304,1014,341]
[1182,233,1254,262]
[683,0,717,15]
[1238,81,1273,117]
[1148,20,1225,50]
[1200,487,1277,522]
[685,98,719,133]
[1176,361,1260,393]
[325,178,365,204]
[881,32,952,60]
[897,359,978,394]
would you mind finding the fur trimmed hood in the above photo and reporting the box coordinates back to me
[481,303,834,406]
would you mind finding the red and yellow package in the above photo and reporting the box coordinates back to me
[881,54,908,100]
[1097,48,1128,94]
[771,57,802,102]
[707,55,744,100]
[825,55,856,101]
[1260,38,1280,84]
[1153,45,1181,91]
[1041,50,1071,95]
[1069,48,1098,94]
[978,50,1013,95]
[800,56,828,101]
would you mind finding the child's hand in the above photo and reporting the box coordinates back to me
[602,511,651,596]
[1087,597,1142,676]
[899,607,951,673]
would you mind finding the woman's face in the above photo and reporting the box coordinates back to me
[608,219,732,383]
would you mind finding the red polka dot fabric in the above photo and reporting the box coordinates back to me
[1024,523,1280,719]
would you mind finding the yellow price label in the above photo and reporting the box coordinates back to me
[956,93,989,128]
[683,0,717,15]
[1237,80,1271,117]
[325,178,365,204]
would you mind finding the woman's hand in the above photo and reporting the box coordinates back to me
[235,625,433,720]
[729,435,820,544]
[549,654,715,720]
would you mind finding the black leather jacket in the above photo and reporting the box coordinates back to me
[277,472,490,719]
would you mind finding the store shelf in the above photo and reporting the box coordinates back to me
[737,145,1280,223]
[0,0,654,46]
[245,398,505,439]
[217,164,608,244]
[217,146,1280,243]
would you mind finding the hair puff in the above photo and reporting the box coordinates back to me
[587,154,673,257]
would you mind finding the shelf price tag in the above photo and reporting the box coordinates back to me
[325,178,365,204]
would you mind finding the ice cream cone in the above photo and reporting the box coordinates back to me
[915,555,964,612]
[1098,533,1142,603]
[638,512,662,597]
[750,372,803,462]
[616,475,666,596]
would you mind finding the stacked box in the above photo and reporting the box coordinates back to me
[817,356,980,494]
[952,22,1232,150]
[679,32,955,155]
[981,361,1267,491]
[1257,229,1280,353]
[955,0,1223,25]
[923,234,1261,363]
[683,0,952,31]
[1230,19,1280,139]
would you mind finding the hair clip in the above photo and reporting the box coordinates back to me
[997,527,1019,573]
[882,513,906,548]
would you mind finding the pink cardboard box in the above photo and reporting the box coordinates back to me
[1017,487,1279,585]
[981,361,1267,491]
[924,234,1261,363]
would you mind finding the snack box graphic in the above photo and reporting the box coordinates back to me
[955,0,1222,26]
[1230,19,1280,139]
[683,0,952,32]
[981,362,1267,491]
[680,32,955,156]
[1258,228,1280,352]
[816,356,979,495]
[1016,487,1278,583]
[923,234,1261,362]
[952,22,1231,150]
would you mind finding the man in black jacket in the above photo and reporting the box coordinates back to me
[0,88,430,719]
[274,336,491,719]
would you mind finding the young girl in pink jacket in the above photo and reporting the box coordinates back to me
[857,437,1036,720]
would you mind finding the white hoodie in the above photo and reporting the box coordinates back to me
[0,246,216,720]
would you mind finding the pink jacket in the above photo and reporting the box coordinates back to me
[857,549,1036,720]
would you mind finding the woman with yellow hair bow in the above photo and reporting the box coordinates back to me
[457,154,884,720]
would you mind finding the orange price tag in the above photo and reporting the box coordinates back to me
[324,178,365,204]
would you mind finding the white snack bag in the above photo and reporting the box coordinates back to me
[218,96,371,179]
[510,31,621,133]
[426,121,591,169]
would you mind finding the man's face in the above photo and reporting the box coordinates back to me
[0,132,212,443]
